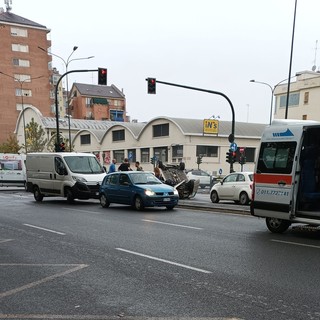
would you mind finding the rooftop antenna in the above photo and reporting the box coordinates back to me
[312,40,318,72]
[4,0,12,12]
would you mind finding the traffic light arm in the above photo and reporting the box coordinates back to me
[55,69,98,151]
[146,79,235,140]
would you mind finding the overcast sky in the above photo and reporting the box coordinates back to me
[8,0,320,124]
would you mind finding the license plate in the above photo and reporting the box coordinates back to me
[164,197,170,202]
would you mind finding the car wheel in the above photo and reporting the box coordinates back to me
[239,192,249,205]
[33,186,43,202]
[166,205,175,210]
[266,217,291,233]
[134,196,145,211]
[66,188,75,204]
[100,194,110,208]
[210,191,219,203]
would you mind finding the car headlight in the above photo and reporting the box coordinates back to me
[173,189,179,196]
[145,189,155,196]
[72,176,87,183]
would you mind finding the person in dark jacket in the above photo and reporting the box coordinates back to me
[118,158,132,171]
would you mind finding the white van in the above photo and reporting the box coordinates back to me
[251,119,320,233]
[0,153,26,188]
[26,152,106,202]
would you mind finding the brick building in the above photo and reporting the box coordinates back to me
[0,4,52,143]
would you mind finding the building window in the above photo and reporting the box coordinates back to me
[15,89,32,97]
[154,147,168,162]
[110,110,124,121]
[112,129,125,142]
[128,149,136,163]
[12,44,29,53]
[85,97,91,107]
[80,134,91,145]
[279,93,300,108]
[153,123,169,137]
[303,114,307,120]
[141,148,150,163]
[172,145,183,158]
[11,27,27,37]
[304,92,309,104]
[14,74,31,82]
[196,146,218,157]
[114,150,125,163]
[12,59,30,67]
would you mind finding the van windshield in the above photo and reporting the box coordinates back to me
[64,156,104,174]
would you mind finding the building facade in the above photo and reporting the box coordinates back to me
[69,83,127,121]
[0,5,52,143]
[274,70,320,121]
[16,106,266,176]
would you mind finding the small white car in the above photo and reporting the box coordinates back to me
[186,169,215,189]
[210,172,253,205]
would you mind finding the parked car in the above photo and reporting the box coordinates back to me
[186,169,215,189]
[99,171,179,211]
[210,172,253,205]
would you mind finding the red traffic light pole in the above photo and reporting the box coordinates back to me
[55,69,98,151]
[146,78,236,173]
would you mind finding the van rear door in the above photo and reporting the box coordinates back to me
[251,126,301,220]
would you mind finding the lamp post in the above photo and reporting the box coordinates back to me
[250,77,297,125]
[38,46,94,151]
[0,71,43,153]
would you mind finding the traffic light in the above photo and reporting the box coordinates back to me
[147,78,156,94]
[150,157,154,164]
[226,151,231,163]
[231,151,236,163]
[98,68,107,85]
[197,156,202,165]
[239,155,246,165]
[60,142,65,152]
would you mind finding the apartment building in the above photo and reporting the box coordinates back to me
[0,4,52,143]
[69,83,127,121]
[274,70,320,121]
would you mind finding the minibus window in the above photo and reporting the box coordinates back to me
[257,141,296,174]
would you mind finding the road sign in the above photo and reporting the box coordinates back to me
[219,168,223,175]
[230,142,237,152]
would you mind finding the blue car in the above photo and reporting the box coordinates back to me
[99,171,179,210]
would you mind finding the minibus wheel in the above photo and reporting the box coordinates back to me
[266,217,291,233]
[66,188,74,204]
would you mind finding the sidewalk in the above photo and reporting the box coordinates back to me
[178,192,250,215]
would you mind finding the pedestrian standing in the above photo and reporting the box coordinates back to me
[118,158,132,171]
[108,159,116,173]
[135,161,143,171]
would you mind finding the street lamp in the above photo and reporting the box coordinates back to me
[38,46,94,151]
[0,71,43,153]
[250,77,296,125]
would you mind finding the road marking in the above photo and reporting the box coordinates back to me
[0,264,88,298]
[116,248,212,274]
[62,207,102,214]
[142,219,203,230]
[0,239,13,243]
[23,224,66,235]
[271,239,320,249]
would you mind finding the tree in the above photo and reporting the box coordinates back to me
[0,134,21,153]
[23,118,47,152]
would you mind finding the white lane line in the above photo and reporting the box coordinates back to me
[271,239,320,249]
[0,239,13,243]
[62,207,102,214]
[142,219,203,230]
[23,224,66,235]
[116,248,212,274]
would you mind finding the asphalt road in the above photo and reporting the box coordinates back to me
[1,189,320,319]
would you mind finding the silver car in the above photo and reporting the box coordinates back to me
[186,169,215,189]
[210,172,253,205]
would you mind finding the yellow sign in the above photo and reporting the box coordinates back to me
[203,119,219,134]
